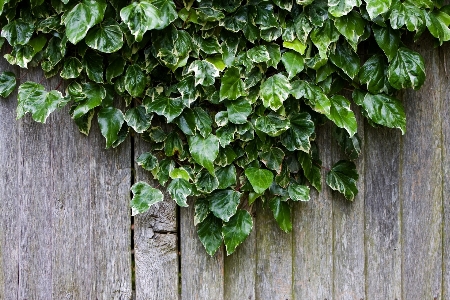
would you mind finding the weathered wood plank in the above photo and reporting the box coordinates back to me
[180,202,224,300]
[364,125,402,299]
[224,205,256,300]
[255,200,292,300]
[332,106,365,300]
[401,36,443,299]
[0,58,20,300]
[134,136,179,300]
[292,123,333,300]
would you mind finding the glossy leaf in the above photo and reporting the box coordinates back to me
[328,95,358,137]
[288,183,310,201]
[188,134,220,175]
[98,107,125,148]
[125,65,147,97]
[326,160,359,201]
[188,60,219,86]
[120,1,162,42]
[281,51,305,79]
[222,210,253,255]
[208,189,241,222]
[270,197,292,233]
[168,178,192,207]
[124,106,152,133]
[130,182,164,215]
[197,214,223,256]
[220,67,245,101]
[245,167,273,194]
[0,71,16,98]
[145,95,184,122]
[388,47,426,90]
[260,74,291,111]
[85,21,123,53]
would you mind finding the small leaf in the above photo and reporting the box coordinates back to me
[328,95,358,137]
[334,10,366,50]
[220,67,245,101]
[260,147,285,173]
[329,42,360,80]
[170,168,191,181]
[197,214,223,256]
[365,0,391,20]
[226,98,252,124]
[222,210,253,255]
[188,60,219,86]
[1,19,35,46]
[120,1,162,42]
[98,107,125,148]
[359,54,391,94]
[280,112,315,152]
[245,167,273,194]
[326,160,359,201]
[168,178,192,207]
[255,113,290,137]
[247,45,270,63]
[372,25,400,62]
[328,0,361,18]
[298,151,322,191]
[124,106,152,133]
[130,182,164,215]
[260,74,291,111]
[145,95,184,122]
[85,21,124,53]
[269,197,292,233]
[125,64,147,97]
[0,72,16,98]
[281,51,305,79]
[60,57,83,79]
[388,47,426,90]
[188,134,220,175]
[208,189,241,222]
[194,198,210,226]
[282,39,307,54]
[288,183,310,201]
[136,152,159,171]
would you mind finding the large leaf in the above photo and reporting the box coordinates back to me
[197,214,223,256]
[188,134,220,175]
[269,197,292,233]
[17,82,68,123]
[245,167,274,194]
[208,189,241,222]
[260,147,285,173]
[326,160,359,201]
[372,25,400,62]
[85,21,123,53]
[389,0,425,33]
[220,67,245,100]
[151,0,178,29]
[136,152,159,171]
[145,95,184,122]
[0,71,16,98]
[288,183,310,201]
[1,19,34,46]
[216,165,237,189]
[310,19,340,58]
[364,0,391,20]
[426,10,450,44]
[328,95,358,137]
[334,10,365,50]
[168,178,192,207]
[98,107,125,148]
[226,98,252,124]
[388,47,425,90]
[188,60,219,86]
[291,80,331,116]
[280,112,315,152]
[255,113,290,137]
[125,65,147,97]
[329,41,360,80]
[60,57,83,79]
[120,1,162,42]
[281,51,305,79]
[63,0,107,44]
[124,106,152,133]
[328,0,361,18]
[130,182,164,215]
[222,210,253,255]
[260,74,291,111]
[359,54,391,94]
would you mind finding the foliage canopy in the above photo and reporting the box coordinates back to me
[0,0,446,255]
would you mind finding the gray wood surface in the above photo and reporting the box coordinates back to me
[134,136,179,300]
[402,36,443,299]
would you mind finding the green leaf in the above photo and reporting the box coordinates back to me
[389,0,425,33]
[205,55,226,71]
[195,169,219,193]
[282,39,307,55]
[216,165,237,189]
[328,0,361,17]
[197,214,223,256]
[83,50,104,83]
[291,80,331,116]
[426,10,450,44]
[17,82,68,123]
[208,189,241,222]
[164,132,184,157]
[168,178,192,207]
[0,72,16,98]
[334,11,365,50]
[334,127,362,160]
[71,83,106,119]
[85,21,124,53]
[169,168,191,181]
[245,167,273,194]
[124,106,152,133]
[310,19,340,58]
[260,147,285,173]
[280,112,315,152]
[60,57,83,79]
[145,95,184,122]
[328,95,358,137]
[63,0,107,44]
[188,134,220,175]
[288,183,310,201]
[255,113,290,137]
[298,151,322,191]
[120,1,162,42]
[125,65,147,97]
[359,54,391,94]
[260,74,291,111]
[222,210,253,255]
[130,182,164,215]
[269,197,292,233]
[136,152,159,171]
[98,107,125,148]
[247,45,270,63]
[388,47,426,90]
[194,198,210,226]
[329,42,360,80]
[364,0,391,20]
[1,19,35,46]
[281,51,305,79]
[106,58,126,83]
[220,67,245,101]
[188,60,219,86]
[326,160,359,201]
[372,25,400,62]
[353,90,406,134]
[150,0,178,29]
[266,43,282,68]
[226,98,252,124]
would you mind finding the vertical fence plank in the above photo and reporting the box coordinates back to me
[293,123,333,300]
[255,200,292,300]
[134,136,179,300]
[402,36,443,299]
[0,59,20,300]
[364,126,402,299]
[332,106,365,300]
[224,216,256,300]
[180,203,224,300]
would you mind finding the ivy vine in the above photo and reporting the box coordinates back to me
[0,0,446,255]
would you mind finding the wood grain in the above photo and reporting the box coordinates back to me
[180,202,224,300]
[134,136,179,300]
[292,122,333,300]
[401,36,443,299]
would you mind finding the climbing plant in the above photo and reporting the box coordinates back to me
[0,0,446,255]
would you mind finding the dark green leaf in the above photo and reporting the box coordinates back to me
[372,25,400,62]
[255,113,290,137]
[60,57,83,79]
[280,112,315,152]
[288,182,310,201]
[298,151,322,191]
[0,71,16,98]
[83,50,104,83]
[328,95,358,137]
[98,107,124,148]
[269,197,292,233]
[188,134,220,175]
[145,95,184,122]
[168,178,192,207]
[1,19,35,46]
[245,167,273,194]
[226,98,252,124]
[326,160,359,201]
[195,169,219,193]
[388,47,426,90]
[120,1,162,42]
[85,21,123,53]
[260,147,285,173]
[124,106,152,133]
[194,198,210,226]
[136,152,159,171]
[359,54,391,94]
[222,210,253,255]
[329,42,360,80]
[281,51,305,79]
[125,64,147,97]
[197,214,222,256]
[216,165,237,189]
[220,67,246,101]
[208,189,241,222]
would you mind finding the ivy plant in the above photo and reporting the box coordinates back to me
[0,0,445,255]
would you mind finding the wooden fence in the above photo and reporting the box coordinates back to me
[1,35,449,300]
